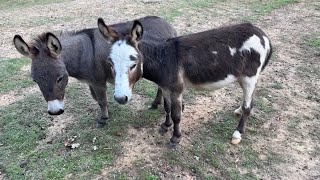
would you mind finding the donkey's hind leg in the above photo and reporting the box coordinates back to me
[89,84,109,128]
[150,87,163,109]
[231,76,258,144]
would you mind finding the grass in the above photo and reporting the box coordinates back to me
[0,58,33,93]
[0,0,70,10]
[245,0,299,20]
[307,38,320,49]
[162,105,283,179]
[184,0,223,8]
[163,113,260,179]
[270,82,284,90]
[307,38,320,48]
[162,0,221,22]
[0,77,164,179]
[134,79,159,99]
[0,16,74,28]
[164,9,184,22]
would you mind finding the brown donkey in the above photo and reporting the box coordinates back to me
[98,20,272,147]
[13,16,176,128]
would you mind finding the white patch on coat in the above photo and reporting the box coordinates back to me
[228,46,237,56]
[48,100,64,113]
[109,40,138,101]
[212,51,218,54]
[240,34,269,75]
[193,74,237,90]
[232,130,242,139]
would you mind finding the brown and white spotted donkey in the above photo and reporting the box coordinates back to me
[98,20,272,147]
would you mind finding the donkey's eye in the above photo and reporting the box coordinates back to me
[130,64,137,71]
[57,75,64,84]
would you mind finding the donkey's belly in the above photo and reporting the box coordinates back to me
[187,74,237,91]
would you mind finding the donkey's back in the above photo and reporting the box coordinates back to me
[177,23,272,86]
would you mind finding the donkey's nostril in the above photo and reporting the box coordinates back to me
[48,109,64,115]
[114,95,128,105]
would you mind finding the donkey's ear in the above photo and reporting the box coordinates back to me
[131,20,143,42]
[13,35,32,56]
[98,17,119,42]
[46,32,61,58]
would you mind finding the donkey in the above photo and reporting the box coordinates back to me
[98,20,272,147]
[13,16,176,128]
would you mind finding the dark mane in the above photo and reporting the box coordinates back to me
[30,32,48,49]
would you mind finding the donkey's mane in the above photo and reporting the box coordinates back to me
[30,28,94,48]
[30,32,48,48]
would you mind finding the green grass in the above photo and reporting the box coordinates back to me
[246,0,299,20]
[134,79,159,99]
[0,78,164,179]
[255,97,275,114]
[0,16,74,28]
[162,0,220,22]
[140,170,159,180]
[164,9,183,22]
[162,109,283,179]
[306,36,320,50]
[31,16,73,27]
[307,38,320,48]
[0,58,33,93]
[184,0,222,8]
[163,113,260,179]
[270,82,284,90]
[0,0,70,10]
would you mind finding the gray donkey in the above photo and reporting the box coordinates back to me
[13,16,177,127]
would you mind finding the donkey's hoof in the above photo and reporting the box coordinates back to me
[96,122,106,128]
[158,123,170,135]
[170,136,181,144]
[234,106,242,116]
[158,127,168,135]
[169,142,178,149]
[148,104,158,110]
[231,130,242,145]
[231,138,241,144]
[96,119,107,128]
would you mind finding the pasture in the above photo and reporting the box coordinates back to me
[0,0,319,179]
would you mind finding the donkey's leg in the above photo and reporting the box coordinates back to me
[169,92,183,148]
[150,87,163,109]
[89,86,97,100]
[90,84,109,128]
[234,80,244,116]
[159,96,172,135]
[231,76,258,144]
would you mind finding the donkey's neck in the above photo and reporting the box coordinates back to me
[140,40,176,85]
[58,32,95,80]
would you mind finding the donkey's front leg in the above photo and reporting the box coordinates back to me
[159,96,172,135]
[169,92,183,148]
[90,84,109,128]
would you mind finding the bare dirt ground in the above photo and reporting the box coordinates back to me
[0,0,319,179]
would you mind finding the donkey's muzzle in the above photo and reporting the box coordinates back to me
[47,100,65,115]
[114,95,128,105]
[48,109,64,115]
